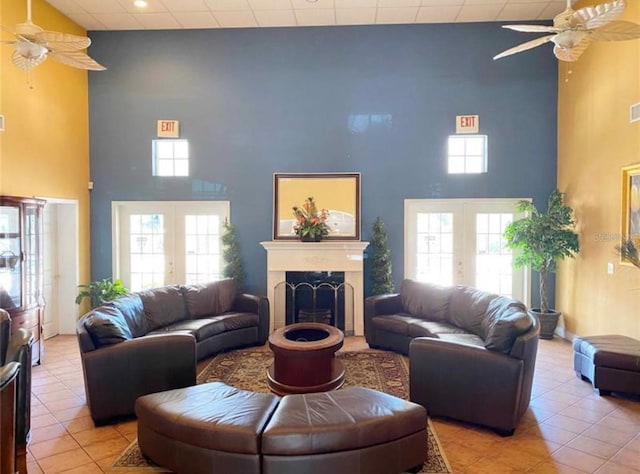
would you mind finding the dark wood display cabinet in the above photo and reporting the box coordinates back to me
[0,196,46,365]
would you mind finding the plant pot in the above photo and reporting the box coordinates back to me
[300,235,322,242]
[529,308,560,340]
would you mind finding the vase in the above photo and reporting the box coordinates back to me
[300,234,322,242]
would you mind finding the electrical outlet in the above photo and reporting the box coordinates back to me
[607,262,614,275]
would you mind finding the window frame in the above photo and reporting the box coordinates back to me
[152,139,190,177]
[447,134,488,174]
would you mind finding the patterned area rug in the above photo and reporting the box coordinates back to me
[111,348,452,473]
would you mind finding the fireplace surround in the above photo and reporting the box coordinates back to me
[261,241,369,335]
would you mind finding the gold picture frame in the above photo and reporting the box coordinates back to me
[621,163,640,263]
[273,173,361,240]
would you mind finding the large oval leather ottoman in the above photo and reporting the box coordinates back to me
[573,335,640,396]
[261,387,427,474]
[135,382,280,474]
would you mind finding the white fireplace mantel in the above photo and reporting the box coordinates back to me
[261,241,369,335]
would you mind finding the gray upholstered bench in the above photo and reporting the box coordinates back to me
[135,381,428,474]
[573,335,640,396]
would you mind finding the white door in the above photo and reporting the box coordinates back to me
[405,199,528,303]
[40,199,79,336]
[113,202,230,292]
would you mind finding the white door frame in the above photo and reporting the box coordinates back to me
[112,201,230,290]
[38,197,80,336]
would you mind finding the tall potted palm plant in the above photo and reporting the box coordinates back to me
[503,189,580,339]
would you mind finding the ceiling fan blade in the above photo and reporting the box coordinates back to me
[553,38,591,62]
[12,48,47,71]
[590,21,640,41]
[35,30,91,51]
[1,40,17,45]
[573,0,626,29]
[493,35,556,60]
[48,50,106,71]
[502,24,560,33]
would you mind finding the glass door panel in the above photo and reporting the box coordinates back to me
[415,212,454,285]
[0,205,22,309]
[474,212,514,297]
[129,213,167,291]
[184,214,221,284]
[24,206,41,307]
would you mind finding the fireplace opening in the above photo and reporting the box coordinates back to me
[284,271,346,330]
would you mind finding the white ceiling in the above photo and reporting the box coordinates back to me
[43,0,572,31]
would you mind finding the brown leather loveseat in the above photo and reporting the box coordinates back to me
[76,279,269,424]
[365,278,539,435]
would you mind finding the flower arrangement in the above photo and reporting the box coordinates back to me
[292,197,330,241]
[616,236,640,270]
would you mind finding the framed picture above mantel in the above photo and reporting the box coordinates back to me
[273,173,361,240]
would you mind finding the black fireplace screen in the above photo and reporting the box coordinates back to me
[283,271,346,330]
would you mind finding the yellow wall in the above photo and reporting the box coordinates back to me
[0,0,91,292]
[557,1,640,339]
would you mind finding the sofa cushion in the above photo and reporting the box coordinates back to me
[372,314,427,336]
[139,285,186,331]
[181,279,237,318]
[400,279,453,322]
[437,333,485,347]
[448,286,499,336]
[152,313,259,342]
[481,299,532,354]
[107,294,147,337]
[408,320,466,338]
[84,306,132,347]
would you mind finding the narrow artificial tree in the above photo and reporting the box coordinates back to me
[222,219,245,289]
[369,217,395,295]
[504,189,580,315]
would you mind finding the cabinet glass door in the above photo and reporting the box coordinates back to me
[24,205,41,308]
[0,204,22,309]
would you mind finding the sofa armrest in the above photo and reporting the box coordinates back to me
[232,293,270,344]
[81,333,197,424]
[364,294,402,346]
[409,337,526,434]
[5,328,33,445]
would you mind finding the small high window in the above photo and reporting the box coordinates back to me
[153,139,189,177]
[447,135,488,174]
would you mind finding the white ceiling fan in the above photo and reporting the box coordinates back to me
[493,0,640,62]
[1,0,106,72]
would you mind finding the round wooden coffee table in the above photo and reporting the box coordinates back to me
[267,322,345,395]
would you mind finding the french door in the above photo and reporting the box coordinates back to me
[113,201,229,292]
[404,199,529,303]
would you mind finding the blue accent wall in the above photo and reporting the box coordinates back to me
[89,23,558,302]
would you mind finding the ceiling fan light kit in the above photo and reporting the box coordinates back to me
[494,0,640,62]
[2,0,106,73]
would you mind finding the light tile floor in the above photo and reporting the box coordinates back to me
[23,335,640,473]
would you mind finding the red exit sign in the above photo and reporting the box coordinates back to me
[157,120,180,138]
[456,115,479,134]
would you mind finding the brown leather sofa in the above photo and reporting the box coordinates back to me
[365,278,539,435]
[76,279,269,424]
[135,381,427,474]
